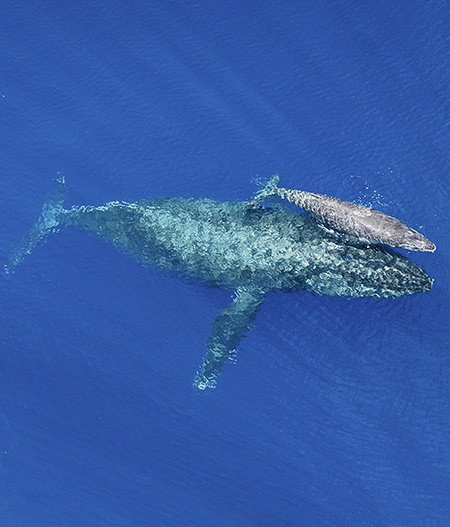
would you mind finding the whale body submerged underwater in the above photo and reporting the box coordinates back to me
[6,175,434,389]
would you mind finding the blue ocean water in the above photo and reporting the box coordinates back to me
[1,0,449,525]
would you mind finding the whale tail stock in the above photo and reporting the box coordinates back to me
[4,177,67,275]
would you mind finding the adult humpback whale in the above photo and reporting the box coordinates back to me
[6,175,434,389]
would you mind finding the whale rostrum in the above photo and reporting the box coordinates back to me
[6,175,434,389]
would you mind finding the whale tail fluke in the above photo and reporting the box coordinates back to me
[252,173,280,203]
[5,177,67,274]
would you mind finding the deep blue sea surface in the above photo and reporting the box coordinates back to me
[1,1,449,525]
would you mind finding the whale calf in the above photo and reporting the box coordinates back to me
[257,174,436,252]
[6,175,434,389]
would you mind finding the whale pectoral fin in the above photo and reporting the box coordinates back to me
[193,287,266,390]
